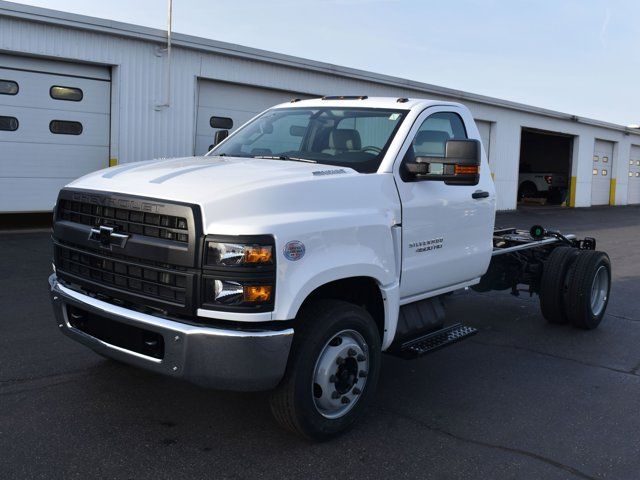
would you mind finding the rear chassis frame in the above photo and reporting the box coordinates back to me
[474,227,597,296]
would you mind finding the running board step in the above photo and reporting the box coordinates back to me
[397,323,478,359]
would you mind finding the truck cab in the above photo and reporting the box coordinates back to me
[49,97,610,440]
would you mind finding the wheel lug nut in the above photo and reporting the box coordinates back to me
[348,348,357,357]
[356,354,366,362]
[341,396,351,404]
[336,357,345,365]
[359,370,367,378]
[331,391,340,399]
[352,387,361,395]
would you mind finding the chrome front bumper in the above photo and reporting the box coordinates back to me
[49,274,293,391]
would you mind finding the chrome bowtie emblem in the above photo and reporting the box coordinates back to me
[88,225,129,249]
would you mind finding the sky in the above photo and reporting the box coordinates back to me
[8,0,640,126]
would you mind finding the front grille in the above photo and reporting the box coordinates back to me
[54,189,203,316]
[58,198,189,243]
[55,243,191,311]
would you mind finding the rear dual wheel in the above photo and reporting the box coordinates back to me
[564,250,611,329]
[540,248,611,329]
[539,247,579,324]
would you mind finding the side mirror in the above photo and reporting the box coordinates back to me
[210,116,233,129]
[213,130,229,146]
[405,139,481,186]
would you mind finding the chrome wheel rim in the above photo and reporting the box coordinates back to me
[590,265,609,316]
[312,329,369,419]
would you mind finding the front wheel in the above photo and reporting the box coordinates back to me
[269,299,381,441]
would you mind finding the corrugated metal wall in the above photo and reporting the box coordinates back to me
[0,13,636,210]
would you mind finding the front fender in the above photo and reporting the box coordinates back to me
[273,221,401,350]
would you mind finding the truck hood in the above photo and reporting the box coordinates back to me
[67,156,400,234]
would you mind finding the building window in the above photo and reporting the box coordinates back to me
[631,160,635,165]
[637,160,640,166]
[50,86,83,102]
[0,116,18,131]
[601,169,607,176]
[602,156,609,163]
[593,155,599,162]
[630,172,634,177]
[637,172,640,177]
[593,169,598,175]
[50,120,83,135]
[0,80,18,95]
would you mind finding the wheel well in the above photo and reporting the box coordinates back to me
[299,277,385,339]
[519,180,537,191]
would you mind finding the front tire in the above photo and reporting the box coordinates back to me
[269,299,381,441]
[518,182,537,200]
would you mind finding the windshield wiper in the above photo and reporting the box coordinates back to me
[253,155,317,164]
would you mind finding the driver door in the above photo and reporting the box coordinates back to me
[394,107,495,301]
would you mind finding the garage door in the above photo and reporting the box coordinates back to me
[0,56,110,212]
[475,120,492,161]
[195,80,316,155]
[629,145,640,205]
[591,139,614,206]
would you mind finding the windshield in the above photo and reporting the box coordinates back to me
[207,107,408,173]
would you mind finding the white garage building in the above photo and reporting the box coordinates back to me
[1,1,639,213]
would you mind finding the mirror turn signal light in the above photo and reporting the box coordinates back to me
[454,165,479,175]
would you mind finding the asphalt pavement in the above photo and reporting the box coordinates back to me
[1,205,639,479]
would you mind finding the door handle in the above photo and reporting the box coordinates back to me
[472,190,490,199]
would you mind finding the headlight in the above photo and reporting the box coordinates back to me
[203,277,274,310]
[205,240,273,267]
[213,280,273,305]
[202,235,276,312]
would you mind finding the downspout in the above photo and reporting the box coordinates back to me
[154,0,172,110]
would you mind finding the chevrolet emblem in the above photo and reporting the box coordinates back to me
[88,225,129,249]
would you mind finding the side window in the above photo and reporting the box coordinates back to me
[50,86,83,102]
[0,80,18,95]
[411,112,467,158]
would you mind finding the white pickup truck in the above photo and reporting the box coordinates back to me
[49,96,611,440]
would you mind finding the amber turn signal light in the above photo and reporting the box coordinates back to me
[243,246,273,264]
[454,165,479,175]
[243,285,273,303]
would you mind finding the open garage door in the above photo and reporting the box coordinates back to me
[195,80,316,155]
[592,140,614,206]
[0,55,110,213]
[518,128,573,207]
[629,145,640,205]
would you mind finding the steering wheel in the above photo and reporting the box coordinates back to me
[361,146,382,154]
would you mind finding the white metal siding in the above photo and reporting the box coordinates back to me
[629,145,640,205]
[195,80,315,155]
[591,139,614,206]
[0,62,110,212]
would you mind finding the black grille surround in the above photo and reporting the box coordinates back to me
[53,189,203,317]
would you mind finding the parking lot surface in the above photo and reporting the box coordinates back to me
[1,206,639,480]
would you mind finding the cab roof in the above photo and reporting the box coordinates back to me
[272,96,464,112]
